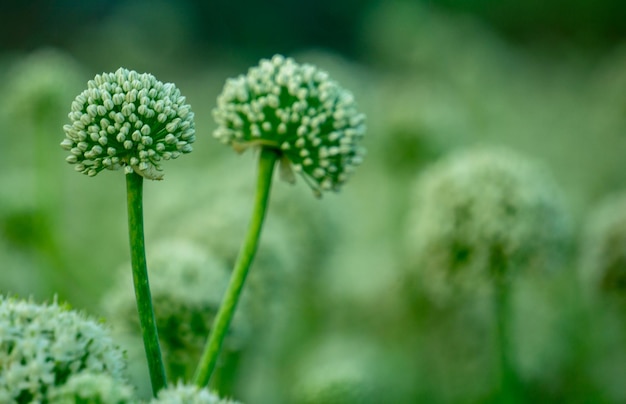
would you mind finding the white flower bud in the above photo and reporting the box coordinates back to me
[62,68,195,179]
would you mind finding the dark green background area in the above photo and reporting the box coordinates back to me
[2,0,625,57]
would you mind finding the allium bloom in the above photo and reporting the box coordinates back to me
[580,193,626,297]
[149,383,241,404]
[61,68,195,179]
[405,147,570,302]
[0,296,126,403]
[47,372,135,404]
[213,54,366,194]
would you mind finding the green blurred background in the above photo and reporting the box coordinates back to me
[2,0,626,402]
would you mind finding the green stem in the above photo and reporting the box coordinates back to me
[194,147,279,387]
[494,273,522,403]
[125,171,167,395]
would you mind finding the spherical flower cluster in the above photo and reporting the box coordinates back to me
[0,296,127,403]
[149,383,241,404]
[579,192,626,297]
[47,372,135,404]
[103,239,249,380]
[61,68,195,180]
[405,147,570,302]
[213,54,366,194]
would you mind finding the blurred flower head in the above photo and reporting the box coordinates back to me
[47,372,135,404]
[0,296,126,403]
[149,383,241,404]
[2,48,84,125]
[405,147,570,302]
[213,54,366,195]
[580,192,626,298]
[61,68,195,179]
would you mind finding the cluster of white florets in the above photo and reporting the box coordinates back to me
[149,383,241,404]
[47,372,135,404]
[0,296,126,403]
[61,68,195,179]
[213,54,366,194]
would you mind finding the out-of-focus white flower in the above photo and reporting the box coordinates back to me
[0,296,127,403]
[47,372,135,404]
[149,383,241,404]
[405,147,570,303]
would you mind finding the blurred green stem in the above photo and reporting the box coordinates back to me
[126,171,167,395]
[34,120,66,289]
[194,147,279,387]
[493,263,519,402]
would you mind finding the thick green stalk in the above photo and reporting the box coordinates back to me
[494,275,516,403]
[125,171,167,395]
[491,246,519,404]
[194,147,279,387]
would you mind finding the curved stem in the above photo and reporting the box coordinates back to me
[194,147,279,387]
[125,171,167,395]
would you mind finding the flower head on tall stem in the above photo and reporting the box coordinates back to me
[405,146,570,402]
[61,67,195,180]
[61,68,193,395]
[194,54,366,389]
[213,54,366,195]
